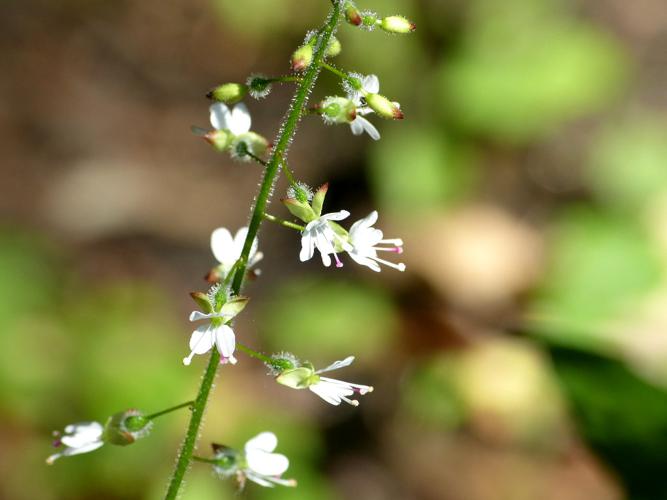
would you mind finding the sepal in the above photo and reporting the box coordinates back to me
[282,198,317,223]
[366,94,403,120]
[207,83,248,104]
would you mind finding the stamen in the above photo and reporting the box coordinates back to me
[375,246,403,253]
[341,395,359,406]
[380,238,403,246]
[372,256,406,271]
[333,253,344,268]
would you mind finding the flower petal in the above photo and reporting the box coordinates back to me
[210,227,236,267]
[350,119,364,136]
[189,325,216,355]
[209,103,232,130]
[246,450,290,476]
[315,356,355,374]
[300,233,316,262]
[358,116,380,141]
[320,210,350,221]
[229,103,252,135]
[245,431,278,453]
[214,324,237,364]
[363,74,380,94]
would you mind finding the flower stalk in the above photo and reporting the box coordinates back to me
[163,3,344,498]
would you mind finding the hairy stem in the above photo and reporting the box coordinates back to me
[263,213,305,231]
[163,3,343,498]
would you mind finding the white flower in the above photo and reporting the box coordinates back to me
[345,73,379,102]
[347,211,405,272]
[210,102,251,136]
[183,310,237,366]
[211,226,263,278]
[350,107,380,140]
[276,356,374,407]
[213,432,296,488]
[243,432,296,488]
[300,210,353,268]
[345,73,381,140]
[309,356,374,406]
[46,422,104,464]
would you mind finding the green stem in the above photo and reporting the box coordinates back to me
[246,150,267,166]
[263,213,305,231]
[236,342,275,364]
[320,61,349,80]
[271,75,303,84]
[280,161,298,187]
[163,3,343,499]
[145,401,194,421]
[192,456,219,465]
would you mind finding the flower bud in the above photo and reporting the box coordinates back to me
[344,2,362,26]
[360,11,379,31]
[321,96,356,124]
[231,132,269,161]
[103,409,153,446]
[380,15,416,34]
[268,352,300,375]
[206,83,248,104]
[366,94,404,120]
[286,181,314,204]
[246,74,273,100]
[204,129,233,152]
[326,37,342,58]
[281,198,317,223]
[291,44,314,72]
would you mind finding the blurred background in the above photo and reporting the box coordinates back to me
[1,0,667,498]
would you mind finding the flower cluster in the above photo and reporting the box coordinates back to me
[282,183,405,272]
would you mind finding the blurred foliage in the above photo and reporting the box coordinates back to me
[260,278,397,362]
[530,207,663,350]
[440,0,628,143]
[587,114,667,212]
[552,347,667,500]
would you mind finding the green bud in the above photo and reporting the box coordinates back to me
[276,367,316,390]
[366,93,404,120]
[282,198,317,223]
[380,15,416,34]
[291,44,314,72]
[103,409,152,446]
[362,13,379,29]
[311,182,328,217]
[325,37,342,58]
[321,97,356,125]
[344,2,362,26]
[204,129,233,152]
[206,83,248,104]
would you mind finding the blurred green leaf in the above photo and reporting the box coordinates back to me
[530,207,663,350]
[552,347,667,500]
[370,125,477,214]
[440,0,628,142]
[587,114,667,211]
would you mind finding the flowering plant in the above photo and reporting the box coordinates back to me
[47,1,413,496]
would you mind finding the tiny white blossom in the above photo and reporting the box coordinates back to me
[46,422,104,464]
[345,73,381,140]
[213,432,296,488]
[347,211,405,272]
[211,226,263,278]
[210,102,252,136]
[276,356,374,407]
[310,356,374,406]
[183,310,236,366]
[300,210,352,268]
